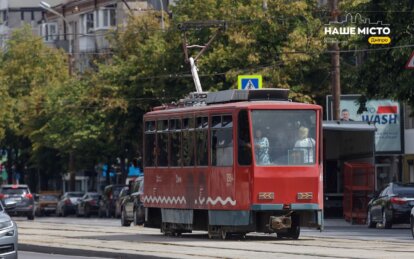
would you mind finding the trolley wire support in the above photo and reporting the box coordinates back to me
[178,20,227,93]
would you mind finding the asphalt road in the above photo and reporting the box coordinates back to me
[20,251,111,259]
[13,216,414,259]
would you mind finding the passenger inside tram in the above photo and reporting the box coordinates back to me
[254,129,270,165]
[252,110,316,165]
[293,126,316,164]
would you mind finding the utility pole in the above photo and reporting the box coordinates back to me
[178,20,227,93]
[330,0,341,120]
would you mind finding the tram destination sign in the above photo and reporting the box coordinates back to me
[238,75,262,90]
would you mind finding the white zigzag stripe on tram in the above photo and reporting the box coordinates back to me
[143,195,186,205]
[206,196,236,206]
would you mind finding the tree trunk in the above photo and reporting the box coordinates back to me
[69,152,76,191]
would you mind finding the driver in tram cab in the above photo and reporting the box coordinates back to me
[294,126,315,163]
[254,129,270,165]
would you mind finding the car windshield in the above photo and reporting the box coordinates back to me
[1,188,27,195]
[40,195,59,201]
[67,193,83,198]
[251,110,317,166]
[112,186,125,197]
[394,186,414,197]
[90,194,100,199]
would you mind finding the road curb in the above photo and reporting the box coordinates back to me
[19,243,170,259]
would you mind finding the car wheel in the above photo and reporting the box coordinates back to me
[367,209,376,228]
[27,213,34,220]
[85,205,90,218]
[286,219,300,239]
[133,205,144,226]
[121,208,130,227]
[382,210,392,229]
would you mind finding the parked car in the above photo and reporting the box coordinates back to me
[115,186,129,218]
[56,192,84,217]
[0,200,18,259]
[0,184,35,220]
[367,182,414,229]
[98,184,127,218]
[121,176,144,227]
[76,192,101,217]
[34,192,59,216]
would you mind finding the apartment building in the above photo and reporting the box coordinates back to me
[42,0,174,72]
[0,0,64,47]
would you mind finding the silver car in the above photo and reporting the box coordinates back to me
[0,201,18,259]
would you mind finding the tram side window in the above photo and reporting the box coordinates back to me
[238,110,252,166]
[144,121,156,167]
[170,119,182,167]
[196,116,208,166]
[182,118,195,166]
[157,120,169,167]
[211,115,233,167]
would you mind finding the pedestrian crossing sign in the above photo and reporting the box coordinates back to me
[238,75,262,90]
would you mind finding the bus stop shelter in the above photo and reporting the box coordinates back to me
[323,121,376,218]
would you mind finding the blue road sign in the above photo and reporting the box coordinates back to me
[238,75,262,90]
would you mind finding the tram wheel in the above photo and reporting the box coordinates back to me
[286,215,300,240]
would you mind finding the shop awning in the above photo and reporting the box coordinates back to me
[323,121,376,132]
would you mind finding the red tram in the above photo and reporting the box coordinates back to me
[142,89,323,239]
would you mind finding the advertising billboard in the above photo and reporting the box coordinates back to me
[326,95,403,153]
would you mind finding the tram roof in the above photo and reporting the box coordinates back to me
[145,100,321,117]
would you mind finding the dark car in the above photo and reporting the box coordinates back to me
[115,186,129,218]
[121,176,144,226]
[0,184,35,220]
[367,182,414,228]
[34,192,59,216]
[56,192,84,217]
[98,184,127,218]
[76,192,101,217]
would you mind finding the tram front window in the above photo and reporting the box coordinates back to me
[251,110,316,166]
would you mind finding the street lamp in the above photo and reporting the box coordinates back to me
[39,1,72,54]
[159,0,164,31]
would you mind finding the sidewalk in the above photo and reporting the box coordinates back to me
[323,218,366,228]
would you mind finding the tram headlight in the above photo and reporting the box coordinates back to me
[297,192,313,200]
[258,192,274,200]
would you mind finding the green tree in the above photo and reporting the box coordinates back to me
[337,1,414,108]
[0,25,69,187]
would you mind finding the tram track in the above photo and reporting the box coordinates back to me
[17,221,414,258]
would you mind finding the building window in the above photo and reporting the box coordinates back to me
[41,23,58,42]
[103,8,116,27]
[0,11,5,24]
[96,8,116,29]
[81,12,95,34]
